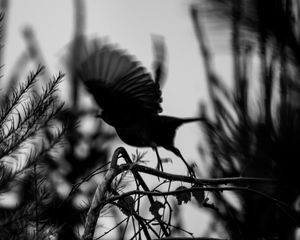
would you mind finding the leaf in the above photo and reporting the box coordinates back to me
[191,185,205,205]
[117,195,135,216]
[175,186,191,205]
[149,201,164,219]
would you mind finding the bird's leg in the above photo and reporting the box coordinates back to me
[153,146,164,172]
[167,146,196,178]
[150,143,164,172]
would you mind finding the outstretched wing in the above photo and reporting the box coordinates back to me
[77,39,163,116]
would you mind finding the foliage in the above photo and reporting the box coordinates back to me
[2,1,300,240]
[0,65,67,240]
[192,0,300,239]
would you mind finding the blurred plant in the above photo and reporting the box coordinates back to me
[191,0,300,239]
[2,1,298,240]
[0,65,67,239]
[0,1,112,239]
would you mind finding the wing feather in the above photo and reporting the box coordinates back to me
[77,39,163,115]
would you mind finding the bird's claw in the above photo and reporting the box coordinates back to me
[187,165,196,178]
[156,158,164,172]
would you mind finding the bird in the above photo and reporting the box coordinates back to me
[76,39,204,176]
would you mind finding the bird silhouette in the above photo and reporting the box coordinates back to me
[77,39,203,176]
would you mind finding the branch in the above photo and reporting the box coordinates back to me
[114,147,170,236]
[154,238,228,240]
[105,186,300,227]
[82,147,292,240]
[82,148,152,240]
[118,163,278,186]
[81,151,120,240]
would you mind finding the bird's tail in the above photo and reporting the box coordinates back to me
[156,115,206,129]
[154,116,206,148]
[179,117,206,124]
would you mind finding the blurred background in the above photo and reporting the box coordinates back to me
[3,0,214,169]
[1,0,300,239]
[1,0,216,238]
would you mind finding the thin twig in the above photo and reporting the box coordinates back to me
[106,186,300,226]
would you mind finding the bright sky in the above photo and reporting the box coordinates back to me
[4,0,210,167]
[2,0,233,236]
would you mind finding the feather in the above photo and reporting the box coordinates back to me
[77,39,163,115]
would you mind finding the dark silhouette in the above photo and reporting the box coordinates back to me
[192,1,300,239]
[76,40,204,176]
